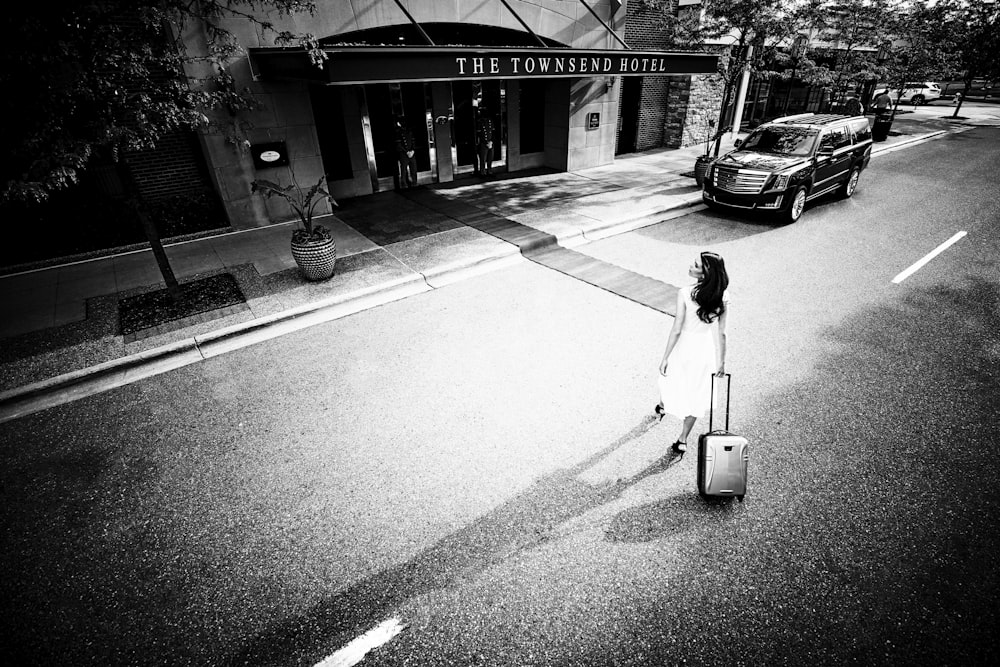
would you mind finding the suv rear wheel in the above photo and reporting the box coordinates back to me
[839,167,861,198]
[784,186,807,223]
[912,94,925,105]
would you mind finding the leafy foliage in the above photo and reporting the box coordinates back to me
[641,0,991,124]
[0,1,323,205]
[882,1,961,94]
[792,0,894,103]
[641,0,797,154]
[251,174,335,242]
[938,0,1000,94]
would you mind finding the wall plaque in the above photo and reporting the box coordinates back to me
[251,141,289,169]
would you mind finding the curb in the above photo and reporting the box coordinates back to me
[421,251,525,288]
[0,127,958,423]
[0,338,203,423]
[583,194,705,241]
[871,130,949,155]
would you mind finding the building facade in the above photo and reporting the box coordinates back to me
[183,0,716,229]
[615,0,727,154]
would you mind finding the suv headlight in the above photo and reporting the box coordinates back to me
[773,174,790,190]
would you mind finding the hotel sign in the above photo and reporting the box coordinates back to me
[455,54,690,76]
[251,46,719,85]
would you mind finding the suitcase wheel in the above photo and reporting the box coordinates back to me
[737,495,745,502]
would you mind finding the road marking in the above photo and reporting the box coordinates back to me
[891,231,968,284]
[314,617,407,667]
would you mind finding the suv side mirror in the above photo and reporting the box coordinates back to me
[734,138,743,149]
[817,145,835,155]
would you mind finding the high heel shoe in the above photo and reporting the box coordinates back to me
[654,403,665,420]
[671,440,687,454]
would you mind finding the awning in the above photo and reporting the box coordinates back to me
[250,46,719,85]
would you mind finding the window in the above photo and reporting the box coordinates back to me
[820,126,850,150]
[742,127,818,156]
[851,119,871,143]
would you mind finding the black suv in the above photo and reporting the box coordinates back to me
[702,113,873,223]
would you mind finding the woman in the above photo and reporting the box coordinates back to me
[655,252,729,453]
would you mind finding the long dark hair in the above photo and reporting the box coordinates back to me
[693,252,729,323]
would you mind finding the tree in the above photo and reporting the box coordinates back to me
[880,0,963,119]
[941,0,1000,117]
[641,0,796,156]
[0,1,323,296]
[804,0,895,109]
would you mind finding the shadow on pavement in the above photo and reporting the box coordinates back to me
[228,415,683,666]
[430,173,626,215]
[332,190,465,246]
[605,492,742,545]
[636,206,783,247]
[621,274,1000,665]
[3,274,998,665]
[552,274,1000,666]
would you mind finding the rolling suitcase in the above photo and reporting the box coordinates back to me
[697,373,749,501]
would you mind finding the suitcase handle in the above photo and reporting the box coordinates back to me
[708,373,731,433]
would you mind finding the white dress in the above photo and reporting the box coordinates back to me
[657,287,723,419]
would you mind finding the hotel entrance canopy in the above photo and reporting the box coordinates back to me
[250,46,719,85]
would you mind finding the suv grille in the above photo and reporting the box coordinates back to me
[713,166,770,194]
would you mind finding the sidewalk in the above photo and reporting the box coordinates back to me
[1,109,989,422]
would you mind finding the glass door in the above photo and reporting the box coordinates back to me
[362,82,435,191]
[399,82,435,185]
[450,80,506,176]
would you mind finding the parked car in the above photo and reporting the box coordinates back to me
[702,113,873,223]
[876,82,942,105]
[940,80,996,100]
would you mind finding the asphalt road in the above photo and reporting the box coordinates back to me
[1,127,998,666]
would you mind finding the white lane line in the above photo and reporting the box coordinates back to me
[891,231,968,284]
[314,617,408,667]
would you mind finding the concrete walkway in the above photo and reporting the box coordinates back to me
[2,106,993,422]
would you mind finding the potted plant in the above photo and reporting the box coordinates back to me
[694,119,717,187]
[251,173,338,281]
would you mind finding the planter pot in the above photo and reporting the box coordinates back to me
[290,235,337,281]
[694,155,714,187]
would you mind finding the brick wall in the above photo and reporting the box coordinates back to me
[621,0,726,149]
[622,1,675,150]
[634,78,669,150]
[684,47,728,150]
[127,130,214,201]
[663,75,689,146]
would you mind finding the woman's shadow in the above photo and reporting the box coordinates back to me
[604,491,741,545]
[604,438,747,545]
[229,415,687,665]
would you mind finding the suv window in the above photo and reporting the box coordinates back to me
[850,119,871,142]
[741,126,818,156]
[820,126,851,150]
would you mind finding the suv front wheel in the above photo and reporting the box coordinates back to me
[784,186,808,223]
[912,94,925,105]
